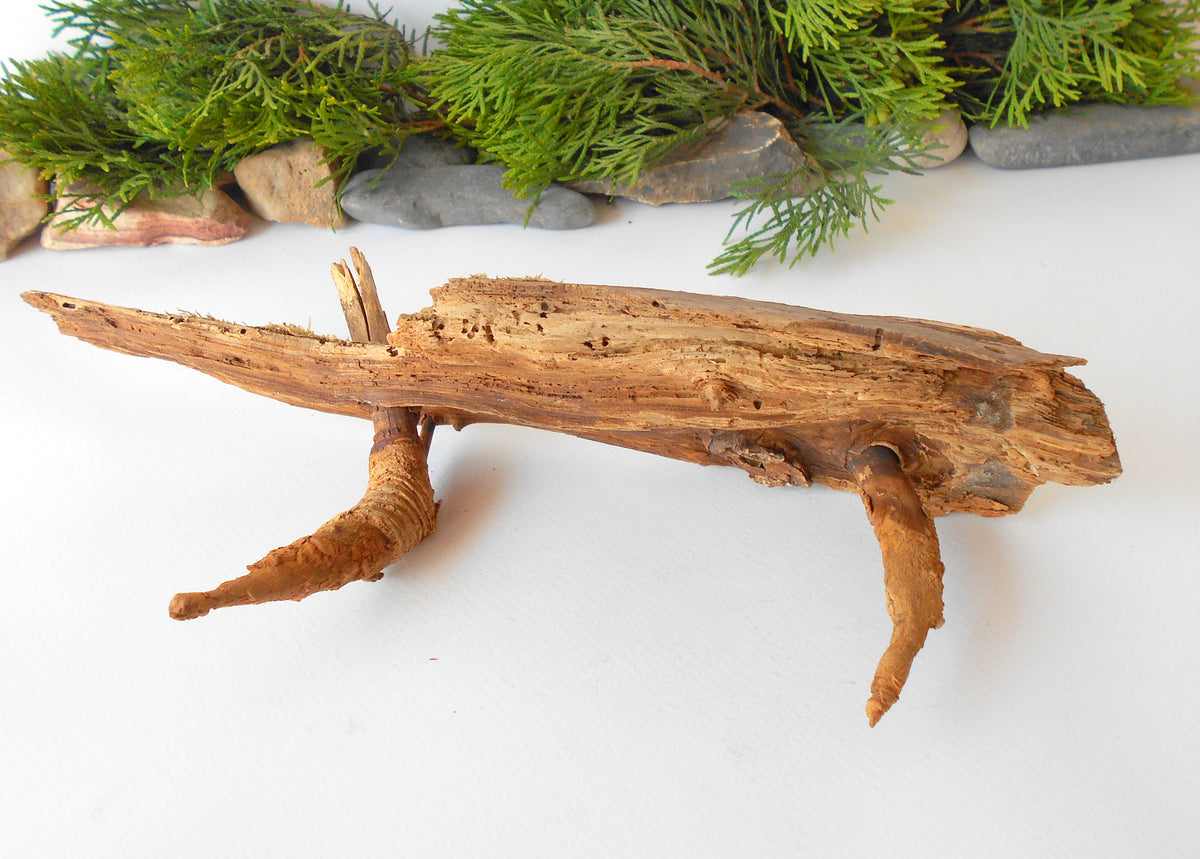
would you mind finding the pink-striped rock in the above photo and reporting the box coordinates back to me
[42,187,253,250]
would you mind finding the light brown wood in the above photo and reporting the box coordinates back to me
[22,275,1120,516]
[849,445,946,727]
[22,266,1121,724]
[169,252,438,620]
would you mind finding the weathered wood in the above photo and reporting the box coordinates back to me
[22,272,1121,725]
[168,252,438,620]
[22,276,1120,517]
[849,445,946,727]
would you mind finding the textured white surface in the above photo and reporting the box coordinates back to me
[2,3,1198,856]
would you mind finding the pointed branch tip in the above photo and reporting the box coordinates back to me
[848,445,946,727]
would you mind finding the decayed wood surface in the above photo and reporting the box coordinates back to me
[23,275,1120,515]
[22,264,1121,725]
[168,250,439,620]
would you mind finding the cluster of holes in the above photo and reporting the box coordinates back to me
[455,318,496,343]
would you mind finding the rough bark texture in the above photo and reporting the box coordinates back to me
[849,445,946,726]
[23,276,1120,517]
[22,270,1121,723]
[168,408,437,619]
[169,250,437,619]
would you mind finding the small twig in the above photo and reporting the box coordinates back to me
[620,57,732,88]
[418,413,437,453]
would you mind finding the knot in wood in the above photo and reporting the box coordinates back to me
[696,376,742,411]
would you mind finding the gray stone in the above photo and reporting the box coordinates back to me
[568,110,809,204]
[1,150,49,259]
[233,139,347,228]
[969,80,1200,168]
[340,164,595,229]
[355,133,475,171]
[42,186,252,250]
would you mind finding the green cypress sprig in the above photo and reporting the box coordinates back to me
[709,115,923,275]
[802,0,957,125]
[0,0,426,227]
[941,0,1200,127]
[0,52,188,227]
[423,0,948,270]
[3,0,1198,270]
[420,0,798,195]
[766,0,885,55]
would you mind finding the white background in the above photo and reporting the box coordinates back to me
[3,2,1198,855]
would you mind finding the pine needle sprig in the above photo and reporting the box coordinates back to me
[945,0,1200,127]
[420,0,794,195]
[708,115,923,275]
[0,0,426,227]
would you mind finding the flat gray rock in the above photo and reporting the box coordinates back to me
[569,111,808,204]
[340,164,595,229]
[355,134,476,172]
[969,80,1200,168]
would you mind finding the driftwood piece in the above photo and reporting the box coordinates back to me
[22,257,1120,724]
[169,250,438,620]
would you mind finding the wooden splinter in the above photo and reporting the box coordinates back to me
[170,249,438,620]
[23,255,1121,724]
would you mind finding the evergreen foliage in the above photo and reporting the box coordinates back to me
[940,0,1200,126]
[422,0,955,272]
[1,0,1197,269]
[0,51,188,228]
[419,0,800,195]
[710,117,927,275]
[421,0,1198,272]
[0,0,422,227]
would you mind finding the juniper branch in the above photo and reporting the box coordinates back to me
[0,0,430,227]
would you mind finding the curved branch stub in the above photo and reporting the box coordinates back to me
[848,445,946,726]
[168,248,438,619]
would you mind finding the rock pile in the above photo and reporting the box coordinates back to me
[2,92,1196,260]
